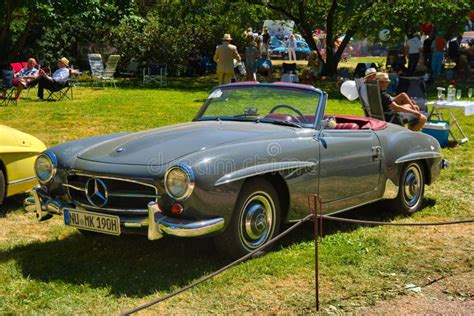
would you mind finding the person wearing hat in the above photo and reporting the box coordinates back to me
[214,34,241,85]
[356,68,377,108]
[28,57,70,100]
[364,67,377,81]
[375,72,426,131]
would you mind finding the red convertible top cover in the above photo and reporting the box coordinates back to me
[329,115,388,130]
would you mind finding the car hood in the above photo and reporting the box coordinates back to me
[76,121,299,166]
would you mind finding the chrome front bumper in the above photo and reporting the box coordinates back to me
[24,186,225,239]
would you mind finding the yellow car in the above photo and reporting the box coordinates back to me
[0,125,46,205]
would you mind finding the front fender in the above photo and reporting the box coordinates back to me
[377,126,443,186]
[214,160,318,186]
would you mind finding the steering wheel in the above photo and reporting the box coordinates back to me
[269,104,308,123]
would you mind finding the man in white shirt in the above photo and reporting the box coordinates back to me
[407,34,422,75]
[28,57,70,100]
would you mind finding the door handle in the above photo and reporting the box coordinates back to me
[371,146,382,161]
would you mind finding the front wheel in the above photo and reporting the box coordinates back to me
[214,178,281,259]
[391,161,425,213]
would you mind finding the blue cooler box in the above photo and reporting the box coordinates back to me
[422,120,450,148]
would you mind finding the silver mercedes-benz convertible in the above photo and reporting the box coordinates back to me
[25,82,447,258]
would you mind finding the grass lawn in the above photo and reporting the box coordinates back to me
[0,73,472,314]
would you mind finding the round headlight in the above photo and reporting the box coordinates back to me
[164,165,195,201]
[34,152,57,184]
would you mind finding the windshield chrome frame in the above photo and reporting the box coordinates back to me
[193,83,324,129]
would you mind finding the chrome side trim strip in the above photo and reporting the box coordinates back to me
[395,151,441,164]
[63,183,86,191]
[214,161,318,186]
[8,176,37,186]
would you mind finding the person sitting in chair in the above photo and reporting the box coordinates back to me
[376,72,426,131]
[357,67,377,108]
[28,57,70,101]
[256,52,273,81]
[13,58,39,101]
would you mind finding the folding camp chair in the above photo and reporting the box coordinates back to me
[10,63,23,73]
[0,70,17,106]
[120,58,140,77]
[365,80,403,125]
[143,64,167,87]
[355,78,370,117]
[46,80,73,101]
[281,62,298,82]
[88,53,105,86]
[101,55,120,87]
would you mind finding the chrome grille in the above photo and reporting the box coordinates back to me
[65,173,160,212]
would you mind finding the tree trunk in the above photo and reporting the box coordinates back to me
[322,0,337,76]
[0,0,15,63]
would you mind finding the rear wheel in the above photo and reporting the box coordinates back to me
[391,161,425,213]
[214,178,281,259]
[0,170,5,205]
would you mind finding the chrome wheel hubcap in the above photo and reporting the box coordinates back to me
[240,192,275,250]
[403,165,422,207]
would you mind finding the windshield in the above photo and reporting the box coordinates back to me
[195,85,321,128]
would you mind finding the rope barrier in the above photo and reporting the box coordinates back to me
[320,215,474,226]
[120,214,314,315]
[121,193,473,315]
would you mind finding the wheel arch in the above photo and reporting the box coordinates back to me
[394,157,436,185]
[0,159,7,201]
[241,172,290,223]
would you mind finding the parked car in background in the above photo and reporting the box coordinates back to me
[270,37,311,60]
[25,83,447,258]
[295,40,311,59]
[0,125,46,205]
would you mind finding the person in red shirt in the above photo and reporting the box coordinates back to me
[431,32,447,79]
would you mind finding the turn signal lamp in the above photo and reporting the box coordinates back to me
[171,203,184,215]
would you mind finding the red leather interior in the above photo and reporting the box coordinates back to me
[264,113,297,122]
[303,114,387,130]
[332,114,387,130]
[265,113,388,130]
[334,122,359,129]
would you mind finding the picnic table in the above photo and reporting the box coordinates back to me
[425,100,473,144]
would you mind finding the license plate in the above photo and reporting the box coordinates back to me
[64,208,121,236]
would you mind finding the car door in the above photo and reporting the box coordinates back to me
[317,129,382,213]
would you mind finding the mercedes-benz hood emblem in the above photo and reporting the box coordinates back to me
[85,178,109,207]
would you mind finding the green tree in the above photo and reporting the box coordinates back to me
[110,0,269,73]
[0,0,134,64]
[260,0,471,76]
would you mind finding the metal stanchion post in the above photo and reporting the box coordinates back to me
[308,195,320,312]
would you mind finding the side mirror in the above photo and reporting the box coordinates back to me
[316,117,336,142]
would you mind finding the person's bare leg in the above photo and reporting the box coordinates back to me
[408,114,427,131]
[15,84,23,99]
[393,93,419,110]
